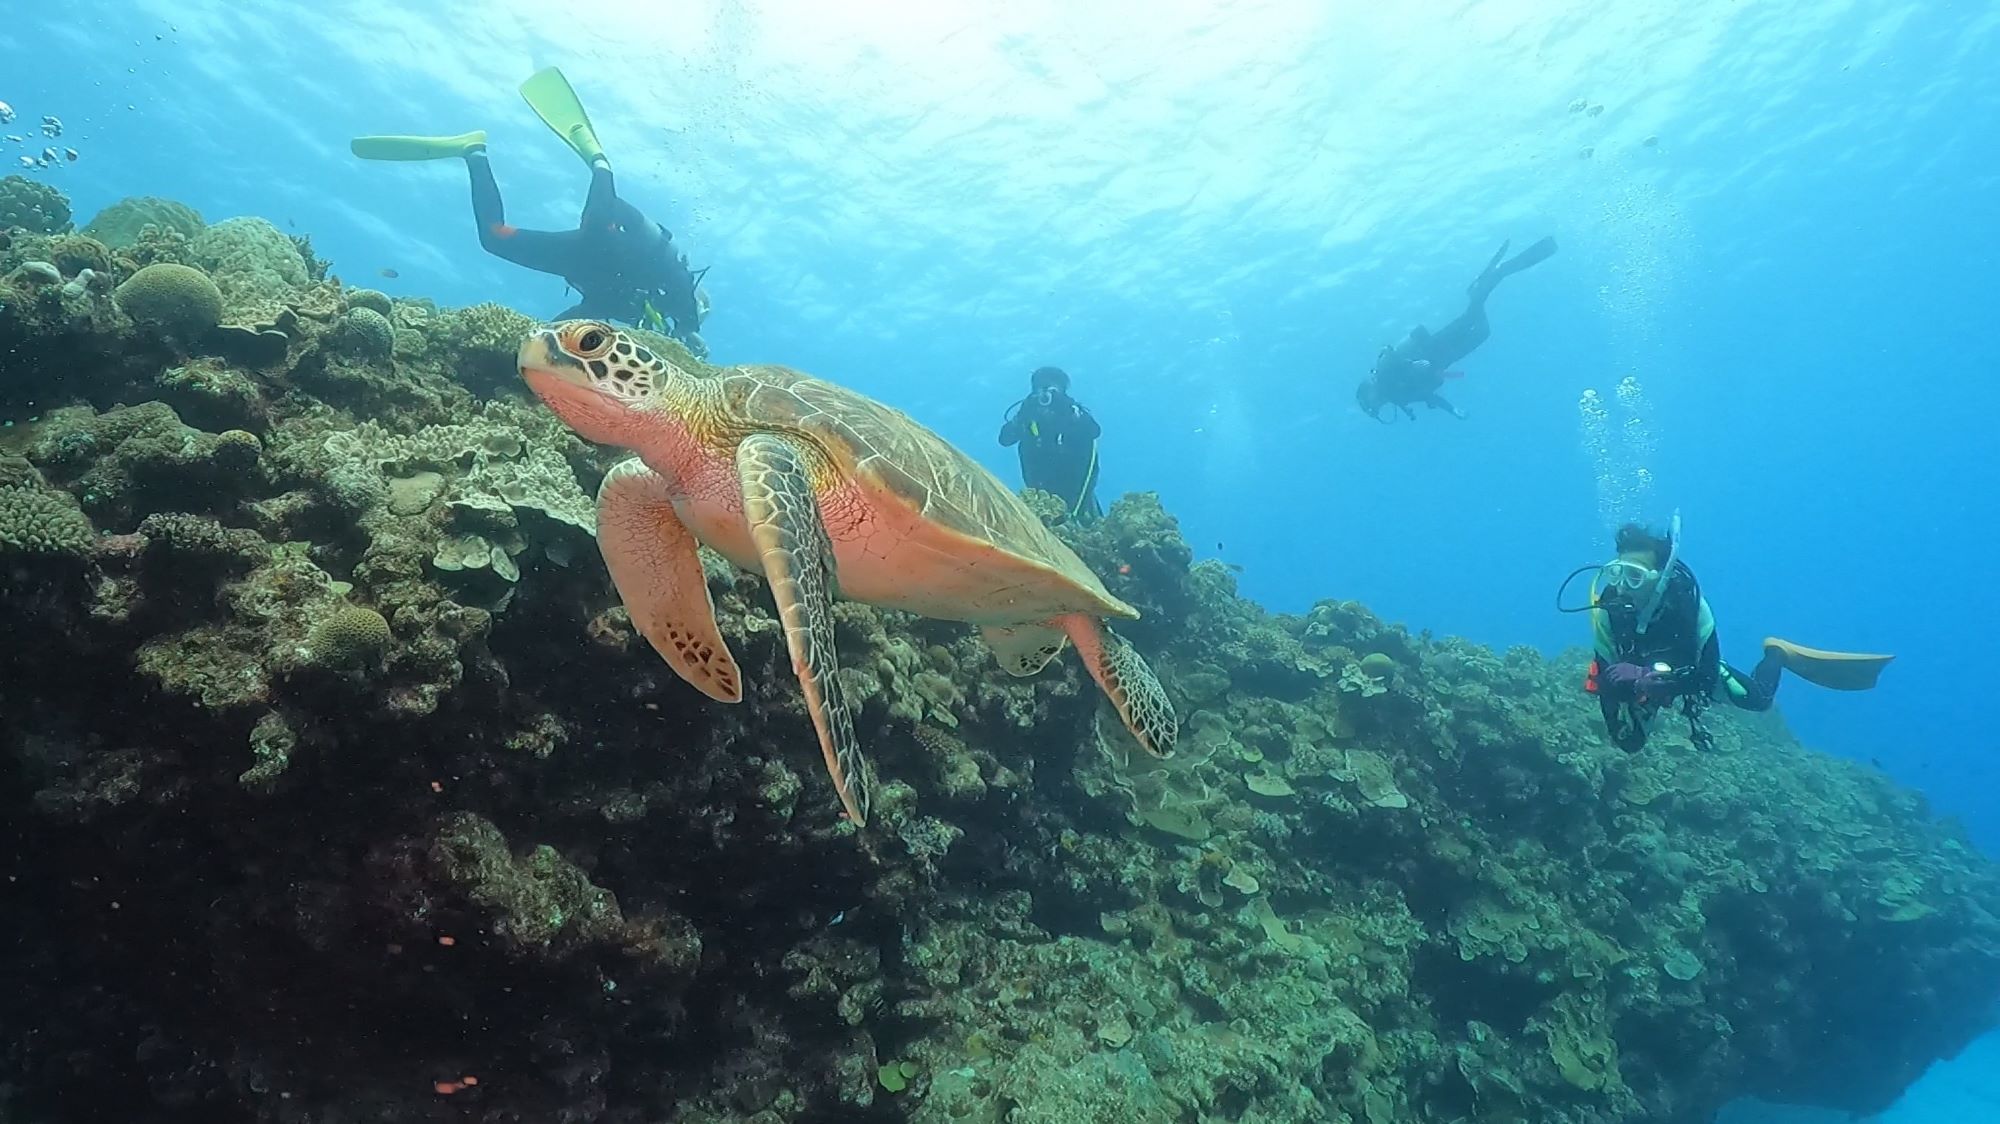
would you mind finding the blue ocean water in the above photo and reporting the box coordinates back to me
[9,0,1996,1115]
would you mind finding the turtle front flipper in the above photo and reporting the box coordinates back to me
[981,623,1069,677]
[597,459,743,703]
[736,433,870,826]
[1057,615,1178,758]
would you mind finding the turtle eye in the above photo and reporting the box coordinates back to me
[573,326,610,356]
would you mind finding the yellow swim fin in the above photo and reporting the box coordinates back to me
[1764,637,1895,691]
[519,67,605,166]
[349,131,487,162]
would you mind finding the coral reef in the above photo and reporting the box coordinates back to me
[2,195,1998,1124]
[81,195,206,248]
[0,174,73,234]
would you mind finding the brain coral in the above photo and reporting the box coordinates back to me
[0,483,95,557]
[81,196,205,249]
[114,264,225,340]
[0,175,72,235]
[308,605,393,667]
[42,233,113,278]
[335,306,395,359]
[345,288,393,316]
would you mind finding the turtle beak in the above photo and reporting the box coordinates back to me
[519,328,630,445]
[518,329,589,392]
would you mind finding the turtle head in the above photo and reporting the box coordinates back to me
[519,320,683,446]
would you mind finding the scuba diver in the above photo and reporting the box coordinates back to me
[1559,517,1896,752]
[350,67,710,356]
[999,366,1102,522]
[1356,235,1558,422]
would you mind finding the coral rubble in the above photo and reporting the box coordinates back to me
[3,185,1998,1124]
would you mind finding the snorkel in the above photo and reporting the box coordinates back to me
[1631,510,1681,636]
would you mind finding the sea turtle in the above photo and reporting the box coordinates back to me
[519,321,1178,826]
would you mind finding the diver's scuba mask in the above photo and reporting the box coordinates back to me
[1556,510,1683,637]
[1596,559,1659,595]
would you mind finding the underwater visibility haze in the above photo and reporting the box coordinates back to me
[2,1,1998,1122]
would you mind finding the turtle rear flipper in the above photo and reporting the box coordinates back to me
[738,433,870,826]
[597,459,742,703]
[1059,615,1177,758]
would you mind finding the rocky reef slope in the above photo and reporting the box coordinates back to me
[3,184,1997,1124]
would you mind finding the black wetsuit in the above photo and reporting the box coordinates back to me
[999,392,1102,520]
[467,153,704,343]
[1363,236,1557,420]
[1587,560,1781,751]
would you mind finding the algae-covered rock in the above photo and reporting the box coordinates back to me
[156,359,268,432]
[239,709,298,790]
[431,811,701,972]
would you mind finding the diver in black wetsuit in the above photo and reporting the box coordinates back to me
[1356,236,1558,422]
[1000,366,1103,522]
[351,67,709,356]
[1561,520,1896,752]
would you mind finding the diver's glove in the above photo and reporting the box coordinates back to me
[1603,662,1680,703]
[1600,662,1649,701]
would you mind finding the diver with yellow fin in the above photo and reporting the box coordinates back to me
[1558,516,1894,751]
[350,67,710,355]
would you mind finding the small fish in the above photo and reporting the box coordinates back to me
[378,267,400,279]
[40,147,58,164]
[15,155,34,169]
[0,101,12,125]
[63,147,77,162]
[3,135,21,144]
[39,115,62,138]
